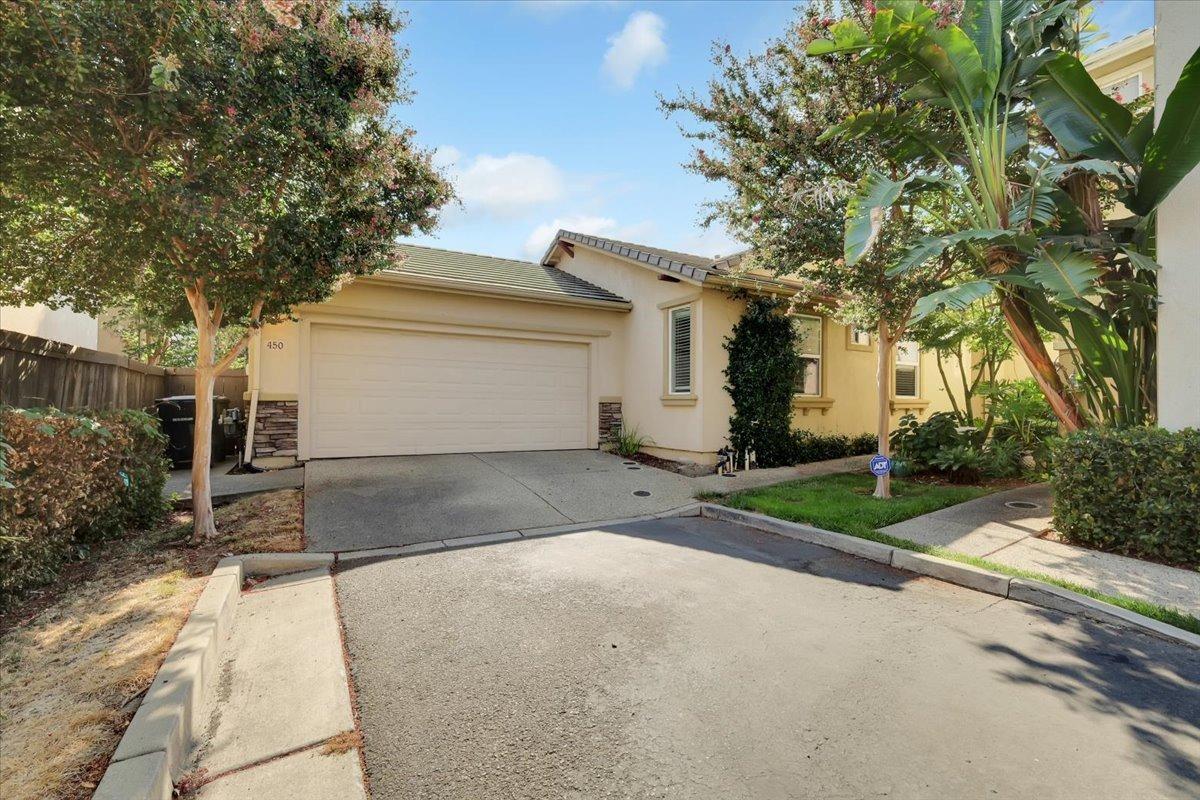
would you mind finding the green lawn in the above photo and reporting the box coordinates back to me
[706,473,1200,636]
[715,473,990,538]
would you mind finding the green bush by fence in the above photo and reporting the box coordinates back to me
[1051,427,1200,567]
[0,407,170,607]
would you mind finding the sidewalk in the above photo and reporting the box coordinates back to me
[881,484,1199,617]
[165,463,304,505]
[691,454,869,494]
[188,568,365,799]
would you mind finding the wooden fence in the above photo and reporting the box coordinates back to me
[0,330,247,411]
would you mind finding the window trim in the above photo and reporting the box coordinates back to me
[793,314,823,398]
[1100,72,1142,102]
[846,325,873,352]
[893,339,920,399]
[667,304,694,396]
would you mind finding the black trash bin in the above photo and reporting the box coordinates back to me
[155,395,230,468]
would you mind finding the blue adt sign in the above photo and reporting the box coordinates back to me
[869,455,892,477]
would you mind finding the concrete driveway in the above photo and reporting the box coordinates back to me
[304,450,697,552]
[335,515,1200,800]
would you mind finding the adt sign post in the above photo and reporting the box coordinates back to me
[869,454,892,477]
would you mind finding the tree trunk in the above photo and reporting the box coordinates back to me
[986,246,1084,431]
[998,293,1083,432]
[874,320,892,500]
[186,287,219,541]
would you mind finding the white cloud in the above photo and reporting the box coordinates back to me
[431,145,462,171]
[523,215,656,259]
[601,11,667,90]
[441,151,566,218]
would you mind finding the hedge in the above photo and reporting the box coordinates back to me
[791,430,877,464]
[0,407,170,607]
[1051,427,1200,567]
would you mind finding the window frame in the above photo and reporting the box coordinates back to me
[667,304,694,395]
[847,326,873,351]
[793,314,823,398]
[1100,72,1142,102]
[893,339,920,399]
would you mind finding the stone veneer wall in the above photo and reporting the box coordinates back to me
[599,401,623,442]
[253,400,298,459]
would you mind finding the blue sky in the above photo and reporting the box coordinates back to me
[398,0,1155,262]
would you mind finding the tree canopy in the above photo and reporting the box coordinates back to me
[0,0,452,537]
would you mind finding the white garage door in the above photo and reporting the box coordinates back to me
[308,324,589,458]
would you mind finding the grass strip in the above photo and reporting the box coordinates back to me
[705,473,1200,637]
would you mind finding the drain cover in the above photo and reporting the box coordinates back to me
[633,490,652,497]
[1004,500,1041,510]
[626,466,641,470]
[622,461,637,465]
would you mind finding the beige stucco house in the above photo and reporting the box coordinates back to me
[247,230,974,467]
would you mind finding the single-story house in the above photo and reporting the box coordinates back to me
[246,230,1005,467]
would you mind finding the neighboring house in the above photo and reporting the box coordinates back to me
[0,303,123,353]
[1085,28,1153,104]
[247,233,969,466]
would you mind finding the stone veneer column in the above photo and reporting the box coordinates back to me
[599,401,623,442]
[253,400,298,459]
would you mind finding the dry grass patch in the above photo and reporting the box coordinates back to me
[0,489,304,800]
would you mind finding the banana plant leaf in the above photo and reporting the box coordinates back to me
[1025,244,1104,303]
[844,171,913,264]
[1029,52,1138,163]
[911,280,994,321]
[1131,43,1200,215]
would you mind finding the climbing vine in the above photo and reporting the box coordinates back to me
[723,297,799,467]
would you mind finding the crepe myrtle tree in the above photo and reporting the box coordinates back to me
[663,1,957,497]
[0,0,452,539]
[809,0,1200,429]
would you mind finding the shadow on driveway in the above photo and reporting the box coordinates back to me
[334,515,1200,800]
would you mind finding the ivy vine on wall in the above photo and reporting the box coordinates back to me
[723,297,799,467]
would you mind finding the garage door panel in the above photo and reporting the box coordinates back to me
[309,325,589,458]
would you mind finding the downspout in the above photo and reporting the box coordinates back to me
[242,328,262,467]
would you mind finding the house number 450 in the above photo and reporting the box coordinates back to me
[266,340,285,350]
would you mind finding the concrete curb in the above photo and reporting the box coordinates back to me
[699,504,1200,650]
[92,553,329,800]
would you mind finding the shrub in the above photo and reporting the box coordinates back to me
[983,378,1057,453]
[890,412,980,470]
[610,424,652,459]
[724,298,799,468]
[0,407,169,606]
[1052,427,1200,567]
[789,430,876,464]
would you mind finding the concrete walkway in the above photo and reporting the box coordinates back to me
[189,568,365,799]
[690,454,869,494]
[881,484,1200,616]
[165,463,304,505]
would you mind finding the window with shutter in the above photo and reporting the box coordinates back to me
[894,340,919,398]
[669,306,692,394]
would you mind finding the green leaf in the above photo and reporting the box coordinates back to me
[1131,43,1200,215]
[960,0,1002,94]
[889,228,1013,275]
[844,171,912,265]
[1025,244,1103,303]
[1119,247,1161,274]
[912,280,995,321]
[1029,52,1137,163]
